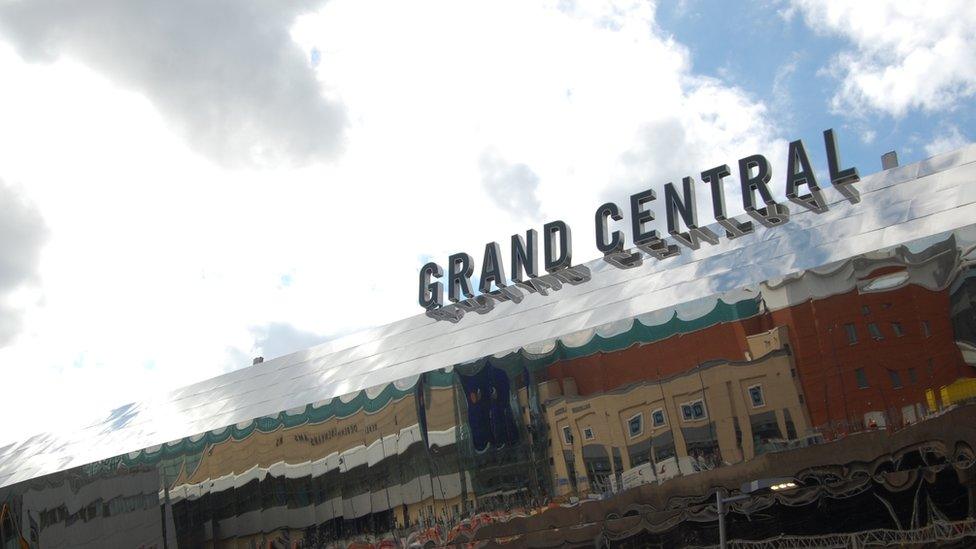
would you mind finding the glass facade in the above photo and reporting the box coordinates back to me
[3,150,976,547]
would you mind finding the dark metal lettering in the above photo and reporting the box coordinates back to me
[701,164,754,239]
[425,305,464,323]
[603,249,644,269]
[824,127,861,204]
[517,276,560,296]
[595,202,625,254]
[478,242,507,294]
[457,294,495,315]
[786,139,827,213]
[665,176,719,250]
[447,252,475,303]
[637,238,681,260]
[511,229,539,283]
[544,220,572,272]
[488,285,525,304]
[738,154,790,228]
[418,261,444,310]
[630,188,660,246]
[422,130,866,313]
[551,265,591,285]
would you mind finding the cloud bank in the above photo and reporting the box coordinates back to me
[479,150,543,221]
[0,179,46,347]
[0,0,346,167]
[0,0,797,444]
[788,0,976,117]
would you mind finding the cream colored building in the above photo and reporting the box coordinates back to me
[543,327,810,497]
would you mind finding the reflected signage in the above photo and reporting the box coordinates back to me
[420,128,861,321]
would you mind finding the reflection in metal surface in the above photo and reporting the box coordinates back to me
[3,145,976,547]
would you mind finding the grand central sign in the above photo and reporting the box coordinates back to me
[420,129,862,322]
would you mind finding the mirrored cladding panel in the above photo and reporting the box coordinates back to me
[3,147,976,547]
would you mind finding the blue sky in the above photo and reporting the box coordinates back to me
[0,0,972,443]
[658,0,973,170]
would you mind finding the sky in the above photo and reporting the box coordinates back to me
[0,0,973,445]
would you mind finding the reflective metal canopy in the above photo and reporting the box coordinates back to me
[1,144,975,489]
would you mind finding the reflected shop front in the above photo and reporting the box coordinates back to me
[4,145,976,548]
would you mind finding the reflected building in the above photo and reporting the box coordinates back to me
[165,373,475,545]
[760,236,971,435]
[544,332,809,499]
[951,260,976,366]
[3,146,976,547]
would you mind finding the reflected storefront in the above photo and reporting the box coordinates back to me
[4,148,976,547]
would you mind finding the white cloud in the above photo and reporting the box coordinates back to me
[0,0,345,168]
[925,125,971,157]
[771,56,799,120]
[788,0,976,117]
[478,150,543,221]
[0,0,793,445]
[0,178,46,345]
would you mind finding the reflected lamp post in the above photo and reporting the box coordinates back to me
[716,477,798,549]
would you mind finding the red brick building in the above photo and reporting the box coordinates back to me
[543,241,971,438]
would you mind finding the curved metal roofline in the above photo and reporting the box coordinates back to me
[2,144,976,489]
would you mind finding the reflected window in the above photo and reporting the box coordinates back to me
[751,411,783,450]
[888,370,903,389]
[583,427,595,440]
[784,408,797,439]
[855,367,869,388]
[922,320,931,338]
[627,413,643,438]
[863,271,909,291]
[861,305,870,315]
[868,323,884,340]
[680,399,707,421]
[892,322,905,337]
[582,445,612,493]
[651,408,666,427]
[844,323,858,344]
[562,426,574,445]
[682,423,720,463]
[564,454,578,491]
[652,430,676,461]
[908,367,917,384]
[628,436,653,467]
[748,384,765,408]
